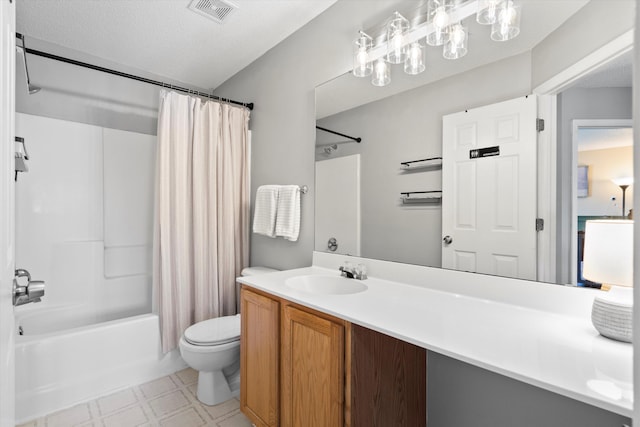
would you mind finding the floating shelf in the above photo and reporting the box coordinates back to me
[400,191,442,204]
[400,157,442,170]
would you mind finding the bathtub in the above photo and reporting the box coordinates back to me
[15,305,186,423]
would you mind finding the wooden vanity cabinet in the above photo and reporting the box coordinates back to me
[240,285,426,427]
[281,304,346,427]
[350,324,426,426]
[240,287,280,427]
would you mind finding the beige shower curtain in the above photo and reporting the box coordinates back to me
[153,90,250,353]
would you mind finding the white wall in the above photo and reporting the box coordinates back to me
[577,145,634,217]
[15,113,155,320]
[0,1,16,425]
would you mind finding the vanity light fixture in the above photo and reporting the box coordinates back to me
[405,42,426,75]
[372,58,391,87]
[426,0,453,47]
[352,0,521,86]
[491,0,521,41]
[476,0,501,25]
[386,12,410,64]
[353,31,373,77]
[443,22,468,60]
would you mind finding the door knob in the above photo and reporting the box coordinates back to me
[443,235,453,245]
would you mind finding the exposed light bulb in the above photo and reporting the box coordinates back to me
[427,1,453,46]
[477,0,501,25]
[451,25,466,45]
[443,23,467,60]
[391,33,404,60]
[404,42,425,75]
[386,11,410,64]
[491,0,520,41]
[372,58,390,86]
[352,31,372,77]
[433,6,450,29]
[356,49,368,68]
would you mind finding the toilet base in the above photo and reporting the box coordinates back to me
[196,369,240,406]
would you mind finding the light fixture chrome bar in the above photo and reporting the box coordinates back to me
[367,0,480,62]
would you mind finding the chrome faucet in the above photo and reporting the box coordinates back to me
[13,268,45,306]
[339,262,367,280]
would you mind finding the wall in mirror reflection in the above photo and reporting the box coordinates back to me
[315,53,633,285]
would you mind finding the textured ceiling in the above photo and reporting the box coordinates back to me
[578,127,633,152]
[16,0,337,90]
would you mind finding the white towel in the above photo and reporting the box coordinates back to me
[275,185,301,241]
[252,185,280,237]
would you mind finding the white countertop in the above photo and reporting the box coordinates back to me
[237,264,633,417]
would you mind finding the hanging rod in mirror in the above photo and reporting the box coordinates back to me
[15,33,254,111]
[316,126,362,143]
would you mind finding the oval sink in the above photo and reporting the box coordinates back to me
[285,275,368,295]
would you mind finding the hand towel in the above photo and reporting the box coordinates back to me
[275,185,301,241]
[252,185,280,237]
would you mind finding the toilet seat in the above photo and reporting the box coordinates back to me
[184,315,240,346]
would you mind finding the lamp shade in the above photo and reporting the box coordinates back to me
[583,220,633,287]
[612,177,634,187]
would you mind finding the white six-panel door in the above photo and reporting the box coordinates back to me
[442,96,537,280]
[0,1,15,425]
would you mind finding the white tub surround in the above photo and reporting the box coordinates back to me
[236,252,633,418]
[14,312,186,424]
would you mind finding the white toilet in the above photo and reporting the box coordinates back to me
[179,266,278,406]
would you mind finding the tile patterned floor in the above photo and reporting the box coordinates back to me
[17,368,253,427]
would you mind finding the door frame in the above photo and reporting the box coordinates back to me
[571,119,633,285]
[533,29,633,284]
[0,1,16,426]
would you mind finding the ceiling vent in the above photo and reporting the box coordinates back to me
[188,0,238,24]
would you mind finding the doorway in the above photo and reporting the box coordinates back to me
[572,120,633,286]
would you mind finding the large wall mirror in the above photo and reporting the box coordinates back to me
[314,0,634,286]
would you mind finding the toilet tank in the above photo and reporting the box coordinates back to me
[237,267,278,313]
[241,267,278,277]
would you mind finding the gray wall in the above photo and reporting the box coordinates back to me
[428,351,630,427]
[317,53,532,267]
[214,0,636,423]
[217,0,635,272]
[556,87,632,284]
[531,0,635,89]
[215,1,399,270]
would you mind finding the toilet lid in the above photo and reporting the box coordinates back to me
[184,315,240,346]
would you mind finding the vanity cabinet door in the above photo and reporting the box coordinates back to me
[281,304,345,427]
[350,324,427,426]
[240,287,280,427]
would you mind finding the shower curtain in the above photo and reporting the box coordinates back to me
[153,90,250,353]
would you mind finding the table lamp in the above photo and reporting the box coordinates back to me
[583,220,634,342]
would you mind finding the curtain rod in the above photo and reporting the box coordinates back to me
[315,126,362,143]
[15,33,254,111]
